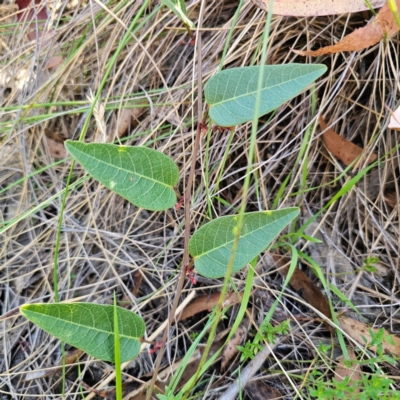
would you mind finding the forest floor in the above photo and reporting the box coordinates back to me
[1,1,400,399]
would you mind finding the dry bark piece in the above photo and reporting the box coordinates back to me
[319,116,377,166]
[252,0,385,16]
[274,254,333,329]
[339,315,400,356]
[294,1,400,56]
[245,380,283,400]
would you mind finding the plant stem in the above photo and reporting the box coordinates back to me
[145,5,205,399]
[181,2,275,398]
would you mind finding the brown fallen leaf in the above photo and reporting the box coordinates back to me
[16,1,64,71]
[252,0,385,17]
[16,0,48,42]
[116,108,143,138]
[43,129,67,159]
[339,315,400,357]
[44,55,63,70]
[294,1,400,56]
[221,317,250,370]
[245,380,283,400]
[179,291,242,321]
[274,254,333,330]
[334,350,362,394]
[319,116,377,166]
[106,102,149,141]
[132,270,143,298]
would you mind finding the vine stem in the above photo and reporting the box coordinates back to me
[179,4,275,397]
[145,7,205,399]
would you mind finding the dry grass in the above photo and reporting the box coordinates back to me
[1,1,400,399]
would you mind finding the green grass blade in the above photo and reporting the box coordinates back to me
[161,0,195,28]
[114,294,123,400]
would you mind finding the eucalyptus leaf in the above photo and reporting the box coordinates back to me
[188,208,299,278]
[205,64,327,126]
[65,141,179,211]
[21,303,145,363]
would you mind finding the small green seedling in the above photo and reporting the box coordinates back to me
[361,256,380,273]
[238,319,291,362]
[309,328,400,400]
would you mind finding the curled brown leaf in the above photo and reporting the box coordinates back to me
[179,291,241,321]
[294,1,400,56]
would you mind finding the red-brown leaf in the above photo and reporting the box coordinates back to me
[319,116,377,166]
[16,0,48,41]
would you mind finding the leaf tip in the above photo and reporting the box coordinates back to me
[64,139,75,152]
[19,304,28,314]
[20,303,35,318]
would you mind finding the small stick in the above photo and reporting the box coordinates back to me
[217,342,276,400]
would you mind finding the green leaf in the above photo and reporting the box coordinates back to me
[204,64,327,126]
[20,303,145,363]
[65,141,179,211]
[188,208,299,278]
[162,0,195,28]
